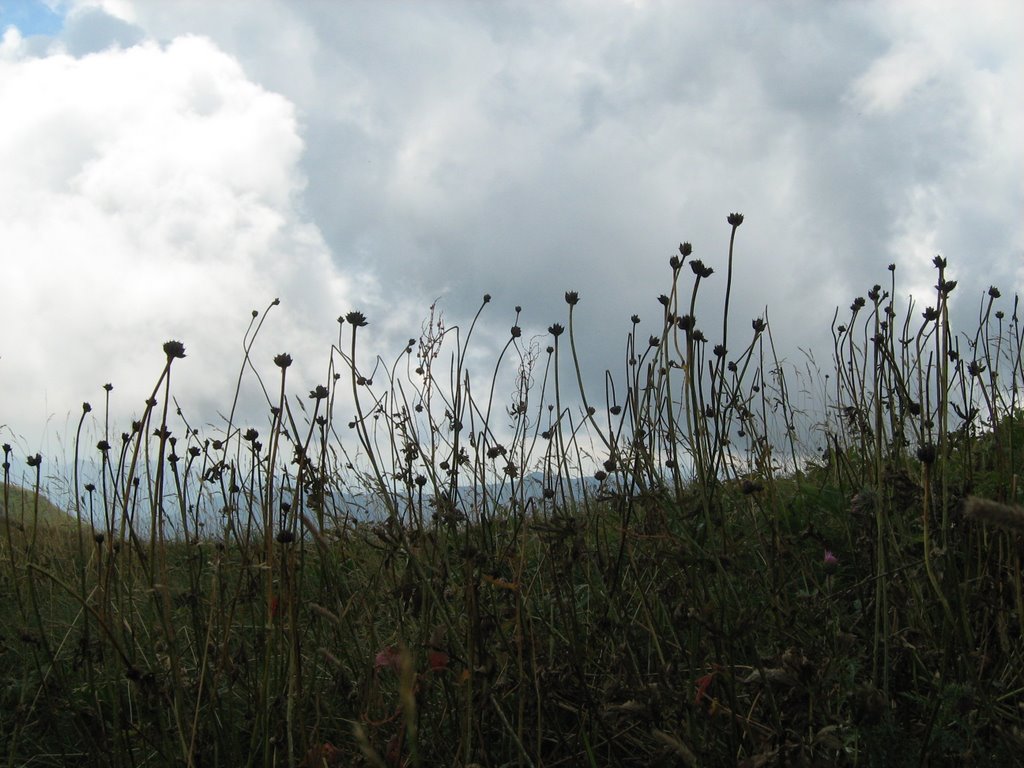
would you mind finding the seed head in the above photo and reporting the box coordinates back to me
[548,323,564,338]
[274,353,293,369]
[689,260,713,279]
[345,311,368,328]
[917,444,936,465]
[679,242,693,257]
[309,385,329,400]
[163,340,186,360]
[276,530,296,545]
[727,212,744,227]
[564,291,579,306]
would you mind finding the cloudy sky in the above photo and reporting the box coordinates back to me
[1,0,1022,472]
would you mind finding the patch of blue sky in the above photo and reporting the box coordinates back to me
[0,0,65,37]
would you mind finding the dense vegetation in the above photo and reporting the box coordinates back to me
[3,216,1023,766]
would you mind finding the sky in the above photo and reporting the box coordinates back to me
[1,0,1022,481]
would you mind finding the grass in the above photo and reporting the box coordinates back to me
[3,215,1024,766]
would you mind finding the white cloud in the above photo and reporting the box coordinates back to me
[0,34,355,454]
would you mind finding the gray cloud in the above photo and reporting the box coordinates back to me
[4,0,1022,461]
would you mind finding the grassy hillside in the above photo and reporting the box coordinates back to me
[2,223,1023,767]
[0,483,73,530]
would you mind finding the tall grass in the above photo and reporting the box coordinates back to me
[3,215,1023,766]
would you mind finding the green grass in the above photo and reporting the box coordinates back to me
[0,484,73,530]
[3,217,1023,766]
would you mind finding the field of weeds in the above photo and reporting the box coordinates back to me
[3,215,1023,766]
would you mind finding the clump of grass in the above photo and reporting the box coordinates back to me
[2,215,1023,766]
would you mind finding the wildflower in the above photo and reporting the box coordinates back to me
[689,260,713,279]
[694,671,716,706]
[163,340,186,360]
[374,645,402,672]
[345,311,368,327]
[276,530,296,545]
[824,549,839,569]
[427,650,450,672]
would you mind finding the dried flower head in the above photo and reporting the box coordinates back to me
[564,291,579,306]
[548,323,564,337]
[727,212,744,227]
[163,340,186,360]
[345,311,368,327]
[689,260,713,279]
[679,242,693,257]
[274,353,293,369]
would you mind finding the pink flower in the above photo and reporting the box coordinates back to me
[374,645,402,672]
[823,549,839,568]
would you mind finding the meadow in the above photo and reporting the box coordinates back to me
[3,214,1023,766]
